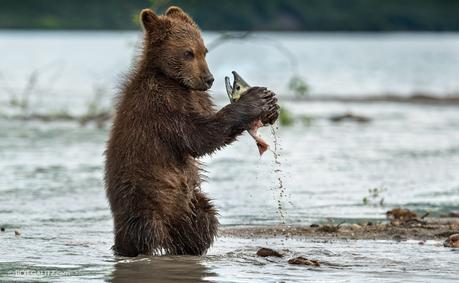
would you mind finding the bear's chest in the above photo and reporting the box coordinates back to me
[183,91,215,115]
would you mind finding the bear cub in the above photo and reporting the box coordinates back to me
[105,6,279,256]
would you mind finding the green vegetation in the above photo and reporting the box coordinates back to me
[1,0,459,31]
[79,85,112,128]
[279,107,294,126]
[2,70,112,128]
[362,187,387,207]
[278,106,315,127]
[288,76,309,97]
[300,115,313,127]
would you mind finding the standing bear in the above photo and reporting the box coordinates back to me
[105,6,279,256]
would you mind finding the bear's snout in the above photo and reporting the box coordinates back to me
[203,73,214,89]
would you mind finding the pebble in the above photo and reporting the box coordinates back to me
[288,256,320,267]
[443,234,459,248]
[350,224,362,230]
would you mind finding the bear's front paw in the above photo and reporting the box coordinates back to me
[258,89,279,125]
[262,99,279,125]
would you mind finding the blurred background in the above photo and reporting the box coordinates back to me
[1,0,459,282]
[2,0,459,31]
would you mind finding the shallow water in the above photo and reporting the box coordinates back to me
[2,232,458,282]
[1,32,459,282]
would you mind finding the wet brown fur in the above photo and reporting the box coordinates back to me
[104,6,278,256]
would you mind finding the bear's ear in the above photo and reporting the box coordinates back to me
[140,9,170,41]
[165,6,197,27]
[140,9,160,31]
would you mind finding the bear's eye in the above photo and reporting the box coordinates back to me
[184,50,194,60]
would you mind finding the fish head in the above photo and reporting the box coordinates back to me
[225,71,251,102]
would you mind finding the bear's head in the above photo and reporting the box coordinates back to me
[140,7,214,91]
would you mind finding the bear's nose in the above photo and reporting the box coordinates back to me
[204,75,214,88]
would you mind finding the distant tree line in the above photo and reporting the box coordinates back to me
[1,0,459,31]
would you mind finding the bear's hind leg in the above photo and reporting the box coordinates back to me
[193,191,219,253]
[113,214,172,256]
[168,191,218,255]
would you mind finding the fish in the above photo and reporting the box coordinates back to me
[225,71,269,156]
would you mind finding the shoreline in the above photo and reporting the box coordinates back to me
[292,94,459,106]
[220,217,459,241]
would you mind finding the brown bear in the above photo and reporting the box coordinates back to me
[105,6,279,256]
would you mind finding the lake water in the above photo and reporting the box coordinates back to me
[0,31,458,282]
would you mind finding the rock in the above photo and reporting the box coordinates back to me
[256,247,283,257]
[310,223,319,228]
[447,211,459,218]
[14,229,21,236]
[386,208,418,220]
[0,227,5,232]
[288,256,320,267]
[392,234,406,242]
[440,211,459,218]
[329,112,371,123]
[443,234,459,248]
[317,224,341,233]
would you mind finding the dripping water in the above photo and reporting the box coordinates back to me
[269,124,286,224]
